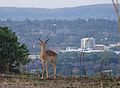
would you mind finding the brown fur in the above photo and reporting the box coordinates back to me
[39,39,57,79]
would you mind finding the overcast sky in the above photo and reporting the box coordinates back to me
[0,0,113,8]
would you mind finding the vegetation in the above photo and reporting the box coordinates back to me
[0,3,119,88]
[0,27,29,74]
[0,4,117,20]
[57,51,119,76]
[110,46,120,51]
[0,18,119,54]
[0,75,120,88]
[0,19,118,76]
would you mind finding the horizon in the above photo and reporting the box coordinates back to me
[0,0,112,9]
[0,3,113,9]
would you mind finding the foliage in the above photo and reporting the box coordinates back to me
[0,27,29,73]
[110,46,120,51]
[58,51,118,64]
[57,51,119,76]
[0,18,119,53]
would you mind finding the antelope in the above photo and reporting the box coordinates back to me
[38,38,57,79]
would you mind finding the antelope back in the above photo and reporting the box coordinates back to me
[46,50,57,62]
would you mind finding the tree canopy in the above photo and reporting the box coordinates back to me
[0,27,29,73]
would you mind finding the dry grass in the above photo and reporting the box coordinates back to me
[0,75,120,88]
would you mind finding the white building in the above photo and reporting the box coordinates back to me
[28,55,40,59]
[93,44,109,51]
[81,37,95,50]
[109,43,120,48]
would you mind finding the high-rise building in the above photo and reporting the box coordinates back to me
[81,37,95,50]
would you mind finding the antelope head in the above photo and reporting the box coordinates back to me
[38,38,49,50]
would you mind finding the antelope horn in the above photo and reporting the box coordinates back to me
[45,39,49,43]
[39,37,43,43]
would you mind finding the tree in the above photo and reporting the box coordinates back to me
[0,27,29,73]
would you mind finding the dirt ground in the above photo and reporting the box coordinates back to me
[0,75,120,88]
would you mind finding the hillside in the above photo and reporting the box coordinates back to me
[0,18,119,53]
[0,4,117,20]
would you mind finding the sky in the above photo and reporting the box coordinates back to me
[0,0,113,9]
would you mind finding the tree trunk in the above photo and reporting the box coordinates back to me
[5,63,10,74]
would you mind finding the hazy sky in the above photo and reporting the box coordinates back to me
[0,0,113,8]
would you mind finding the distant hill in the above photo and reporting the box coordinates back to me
[0,18,119,53]
[0,4,117,21]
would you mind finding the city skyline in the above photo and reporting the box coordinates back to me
[0,0,112,9]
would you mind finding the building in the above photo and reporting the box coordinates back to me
[93,44,109,51]
[109,43,120,48]
[81,37,95,50]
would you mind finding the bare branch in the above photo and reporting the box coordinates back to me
[112,0,120,33]
[112,0,120,18]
